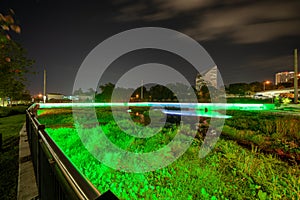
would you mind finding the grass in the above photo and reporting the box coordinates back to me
[44,126,300,199]
[37,108,300,199]
[226,98,272,104]
[0,114,25,200]
[223,110,300,163]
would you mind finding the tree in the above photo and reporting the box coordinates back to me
[95,83,115,102]
[198,85,210,101]
[73,88,84,95]
[115,87,134,102]
[228,83,250,96]
[149,84,174,101]
[249,82,263,92]
[276,82,293,89]
[86,88,96,96]
[131,86,148,101]
[0,10,34,106]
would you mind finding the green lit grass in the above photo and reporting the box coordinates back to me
[223,111,300,161]
[0,114,25,200]
[38,108,300,199]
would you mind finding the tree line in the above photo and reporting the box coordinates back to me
[74,80,299,103]
[74,82,223,103]
[226,81,300,96]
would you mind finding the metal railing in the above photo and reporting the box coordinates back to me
[26,109,118,200]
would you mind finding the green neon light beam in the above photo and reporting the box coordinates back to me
[34,102,275,111]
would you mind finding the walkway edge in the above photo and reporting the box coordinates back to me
[17,123,38,200]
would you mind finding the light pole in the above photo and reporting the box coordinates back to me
[43,69,47,103]
[294,49,298,104]
[141,80,143,100]
[263,81,270,91]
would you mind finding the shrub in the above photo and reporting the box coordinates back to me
[0,106,28,117]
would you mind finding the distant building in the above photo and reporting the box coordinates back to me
[195,65,217,91]
[63,95,79,101]
[47,93,64,100]
[275,71,294,85]
[64,95,94,102]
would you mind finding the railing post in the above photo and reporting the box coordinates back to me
[0,133,2,152]
[37,124,45,197]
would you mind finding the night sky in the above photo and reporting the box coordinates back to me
[1,0,300,95]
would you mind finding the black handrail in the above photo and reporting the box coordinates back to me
[26,108,119,200]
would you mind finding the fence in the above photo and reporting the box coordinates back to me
[26,109,118,200]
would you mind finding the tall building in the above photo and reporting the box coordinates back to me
[275,71,294,85]
[195,66,217,91]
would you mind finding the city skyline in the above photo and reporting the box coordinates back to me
[1,0,299,95]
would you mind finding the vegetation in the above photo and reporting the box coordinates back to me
[0,105,28,118]
[37,108,300,199]
[0,114,25,200]
[0,10,34,106]
[223,110,300,163]
[92,82,200,102]
[226,98,272,104]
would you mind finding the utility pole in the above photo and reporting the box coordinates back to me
[294,49,298,104]
[141,80,143,100]
[43,69,47,103]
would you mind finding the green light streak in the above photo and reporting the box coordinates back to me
[34,102,275,111]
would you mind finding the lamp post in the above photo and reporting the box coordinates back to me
[43,69,47,103]
[294,49,298,104]
[263,81,270,91]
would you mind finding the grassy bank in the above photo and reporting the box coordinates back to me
[0,114,25,200]
[37,108,300,199]
[223,110,300,163]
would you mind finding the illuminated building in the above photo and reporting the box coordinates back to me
[275,71,294,85]
[195,65,217,91]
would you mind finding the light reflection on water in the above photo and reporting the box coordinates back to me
[160,109,231,118]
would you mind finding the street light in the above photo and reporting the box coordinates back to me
[263,81,270,91]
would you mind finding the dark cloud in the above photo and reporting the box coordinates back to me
[114,0,300,44]
[183,0,300,43]
[114,0,215,22]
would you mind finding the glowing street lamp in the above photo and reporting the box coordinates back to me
[263,81,270,91]
[36,94,43,102]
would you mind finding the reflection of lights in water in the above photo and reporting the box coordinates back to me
[161,109,231,119]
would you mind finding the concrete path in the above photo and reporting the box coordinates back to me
[17,123,38,200]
